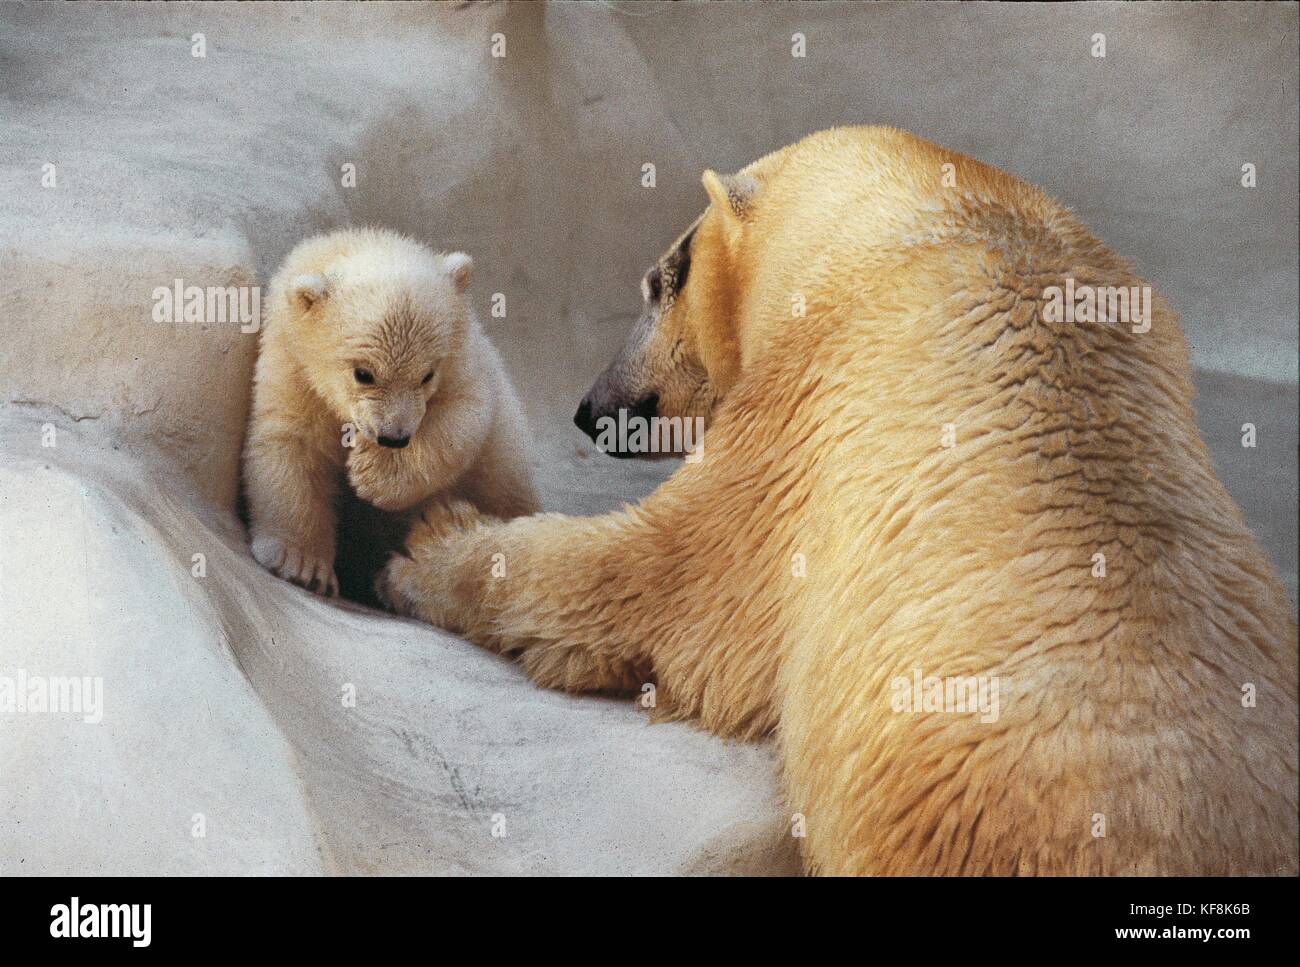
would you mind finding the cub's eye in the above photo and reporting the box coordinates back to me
[421,371,434,385]
[354,368,375,385]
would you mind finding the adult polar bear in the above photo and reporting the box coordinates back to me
[379,127,1299,875]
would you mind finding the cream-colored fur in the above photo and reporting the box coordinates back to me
[378,128,1298,875]
[244,227,537,596]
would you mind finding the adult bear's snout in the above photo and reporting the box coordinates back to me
[573,397,598,438]
[574,393,659,458]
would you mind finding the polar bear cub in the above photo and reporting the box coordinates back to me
[243,227,538,596]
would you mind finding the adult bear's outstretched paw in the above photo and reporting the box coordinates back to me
[374,548,427,618]
[374,497,494,628]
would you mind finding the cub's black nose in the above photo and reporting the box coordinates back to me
[574,398,597,438]
[377,435,410,449]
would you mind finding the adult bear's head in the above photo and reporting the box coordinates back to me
[574,150,789,459]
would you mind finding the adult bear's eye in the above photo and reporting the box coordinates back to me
[354,367,375,385]
[643,268,662,304]
[421,371,433,385]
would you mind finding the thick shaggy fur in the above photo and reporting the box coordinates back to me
[379,128,1298,875]
[244,227,537,597]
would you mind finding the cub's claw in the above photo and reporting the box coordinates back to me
[251,534,338,598]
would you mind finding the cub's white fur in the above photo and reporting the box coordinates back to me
[243,227,537,595]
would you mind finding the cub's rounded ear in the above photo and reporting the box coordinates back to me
[702,169,759,225]
[444,252,473,293]
[289,273,330,312]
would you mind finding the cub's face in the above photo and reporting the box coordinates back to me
[574,170,755,459]
[289,254,472,449]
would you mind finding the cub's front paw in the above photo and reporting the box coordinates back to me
[347,443,407,511]
[251,533,338,598]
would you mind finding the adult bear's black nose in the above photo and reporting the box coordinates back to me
[377,434,410,449]
[574,394,660,456]
[573,397,598,438]
[628,393,658,423]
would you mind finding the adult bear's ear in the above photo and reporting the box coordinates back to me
[444,252,473,293]
[702,169,759,227]
[289,273,330,312]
